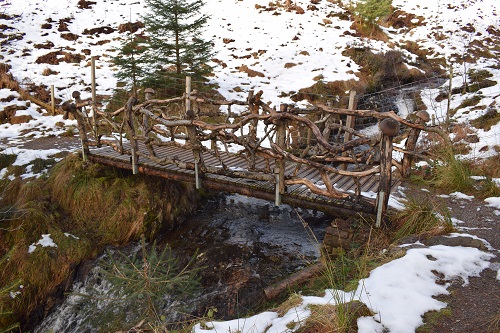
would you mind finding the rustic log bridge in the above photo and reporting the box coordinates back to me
[68,77,433,219]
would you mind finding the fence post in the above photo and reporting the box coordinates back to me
[376,118,400,227]
[50,85,55,116]
[185,76,202,189]
[91,56,98,139]
[401,111,430,177]
[275,104,287,206]
[341,90,356,170]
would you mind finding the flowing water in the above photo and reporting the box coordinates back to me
[35,193,333,332]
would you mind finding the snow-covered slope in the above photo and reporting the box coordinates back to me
[1,0,498,101]
[0,0,499,163]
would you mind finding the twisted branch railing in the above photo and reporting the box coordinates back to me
[62,79,440,217]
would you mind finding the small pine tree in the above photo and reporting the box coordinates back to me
[112,32,149,91]
[356,0,392,28]
[101,235,201,324]
[141,0,214,88]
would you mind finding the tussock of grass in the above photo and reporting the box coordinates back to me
[417,306,452,333]
[431,148,474,193]
[390,195,454,241]
[486,313,500,333]
[297,301,372,333]
[298,304,339,333]
[275,293,303,317]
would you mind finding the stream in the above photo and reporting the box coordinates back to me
[34,193,333,332]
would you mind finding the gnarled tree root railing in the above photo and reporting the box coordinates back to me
[63,80,436,221]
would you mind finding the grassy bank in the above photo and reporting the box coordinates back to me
[0,154,200,331]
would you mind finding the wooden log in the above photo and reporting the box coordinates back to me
[88,152,376,216]
[401,111,430,177]
[264,262,325,300]
[285,177,349,199]
[271,143,380,177]
[61,100,89,160]
[317,104,452,145]
[269,112,371,155]
[185,76,204,188]
[275,104,287,205]
[141,88,157,158]
[137,149,275,182]
[377,118,400,224]
[124,96,139,174]
[341,90,356,170]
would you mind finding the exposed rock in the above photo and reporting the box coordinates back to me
[35,51,60,65]
[61,33,79,41]
[423,235,488,251]
[117,21,145,33]
[34,41,55,49]
[238,65,265,78]
[10,115,33,124]
[464,134,480,143]
[77,0,97,9]
[82,26,115,35]
[42,68,58,76]
[322,217,370,255]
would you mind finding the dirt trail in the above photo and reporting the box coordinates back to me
[400,182,500,333]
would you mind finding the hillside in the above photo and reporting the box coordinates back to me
[1,0,500,332]
[1,0,499,160]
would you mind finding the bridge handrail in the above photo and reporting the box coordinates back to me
[62,83,436,216]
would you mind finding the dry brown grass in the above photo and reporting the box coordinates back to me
[275,293,303,317]
[486,313,500,333]
[390,194,454,241]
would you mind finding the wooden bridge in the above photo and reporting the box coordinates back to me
[62,78,440,222]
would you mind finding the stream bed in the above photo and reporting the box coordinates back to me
[35,193,333,332]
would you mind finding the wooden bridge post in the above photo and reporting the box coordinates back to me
[50,85,55,116]
[401,110,430,178]
[91,56,98,139]
[275,104,287,206]
[341,90,356,170]
[61,100,89,162]
[185,76,202,189]
[376,118,400,227]
[143,88,154,133]
[125,96,139,174]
